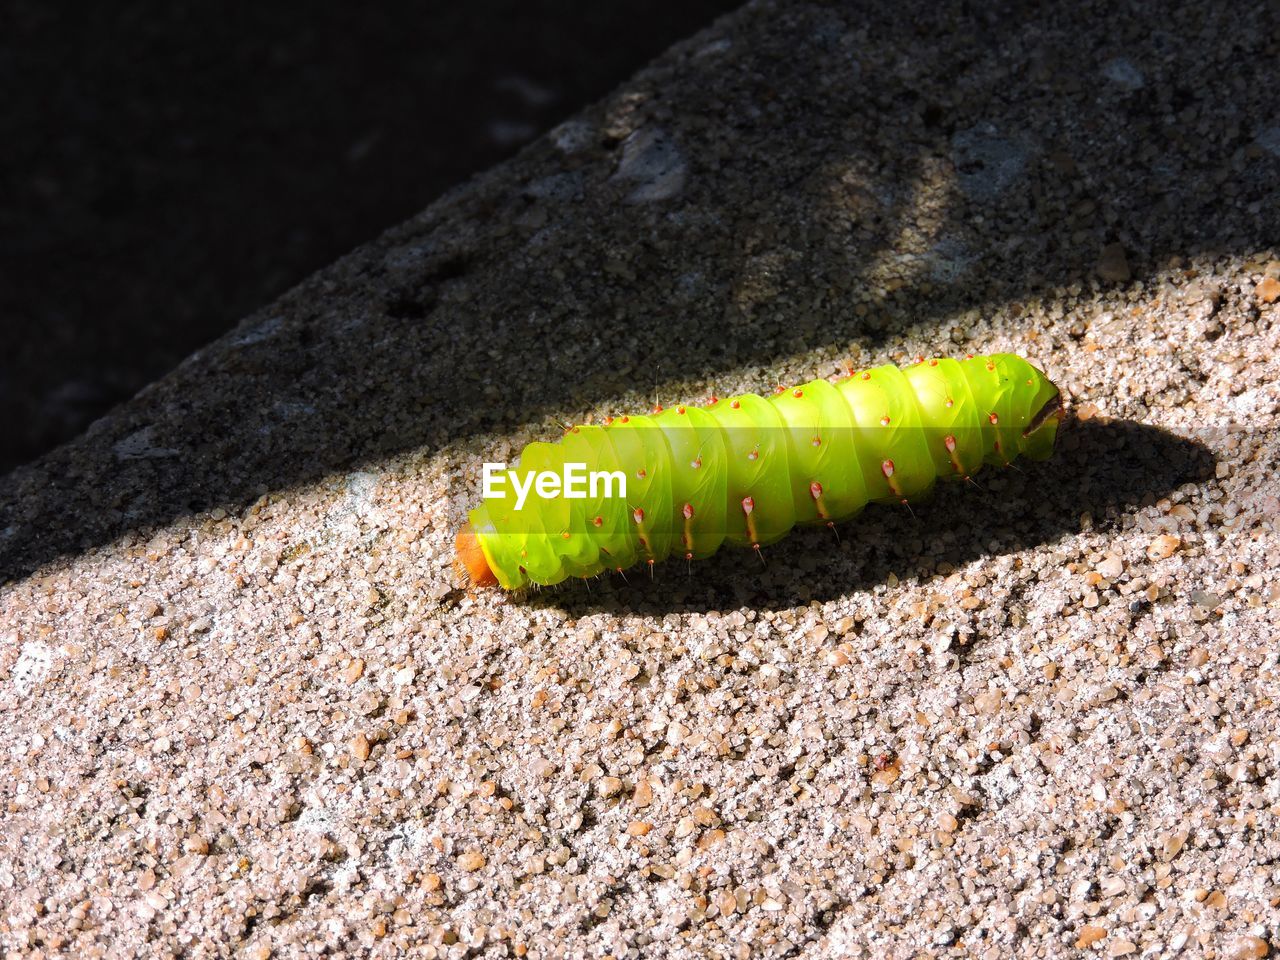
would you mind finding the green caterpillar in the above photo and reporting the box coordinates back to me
[455,353,1063,590]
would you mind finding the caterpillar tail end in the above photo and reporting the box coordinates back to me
[454,523,499,589]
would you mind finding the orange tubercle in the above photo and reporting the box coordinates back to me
[454,523,498,588]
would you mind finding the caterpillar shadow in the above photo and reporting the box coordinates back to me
[527,419,1215,615]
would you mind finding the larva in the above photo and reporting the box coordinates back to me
[456,353,1063,590]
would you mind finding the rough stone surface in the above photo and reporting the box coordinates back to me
[2,0,1279,957]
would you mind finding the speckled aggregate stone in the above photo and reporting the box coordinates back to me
[3,0,1280,957]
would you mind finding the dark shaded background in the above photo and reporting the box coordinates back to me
[0,0,741,474]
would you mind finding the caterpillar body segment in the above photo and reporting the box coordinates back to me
[457,354,1062,590]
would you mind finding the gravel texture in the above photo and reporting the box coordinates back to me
[3,0,1279,957]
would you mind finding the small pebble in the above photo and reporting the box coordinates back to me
[350,733,372,761]
[1189,590,1219,609]
[1226,936,1270,960]
[1147,535,1181,560]
[343,659,366,683]
[1097,555,1124,579]
[1075,924,1108,948]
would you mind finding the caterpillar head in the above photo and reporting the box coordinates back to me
[454,523,498,588]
